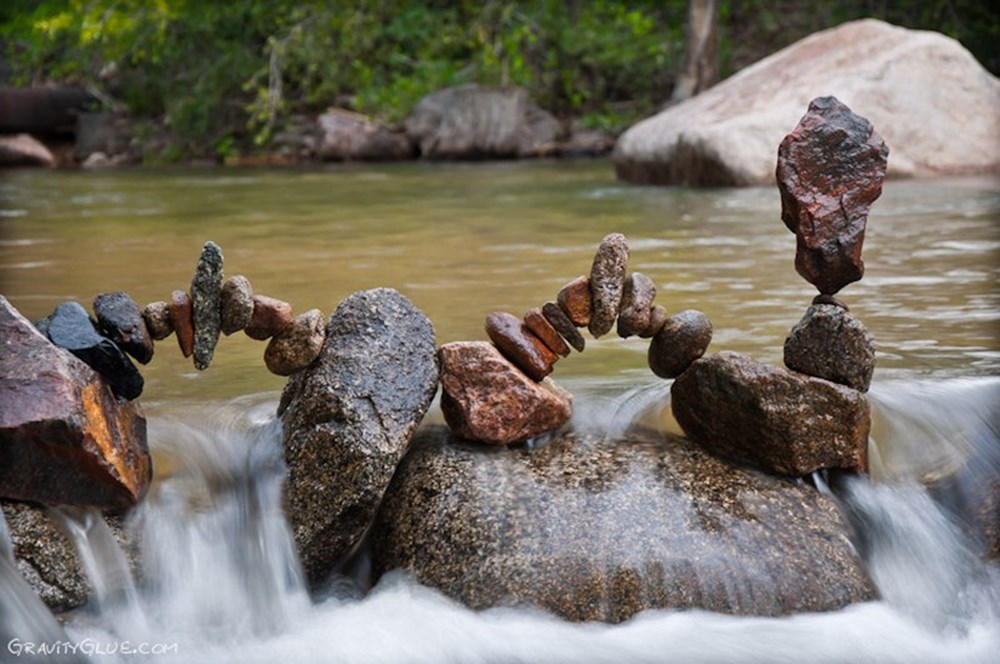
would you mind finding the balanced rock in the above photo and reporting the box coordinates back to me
[777,96,888,295]
[557,276,592,327]
[485,311,558,382]
[245,295,293,341]
[671,351,870,476]
[542,302,585,353]
[439,341,572,445]
[93,291,154,364]
[279,288,438,585]
[220,275,254,335]
[588,233,630,338]
[41,301,143,401]
[141,301,173,340]
[648,309,712,379]
[524,307,569,357]
[190,241,224,370]
[640,304,669,339]
[617,272,657,338]
[264,308,326,376]
[0,297,150,509]
[372,426,877,622]
[168,290,194,358]
[784,304,876,392]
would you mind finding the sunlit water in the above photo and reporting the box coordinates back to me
[1,162,998,662]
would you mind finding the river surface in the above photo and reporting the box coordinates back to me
[0,161,998,663]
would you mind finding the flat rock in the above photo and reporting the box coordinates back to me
[279,288,438,585]
[245,295,293,341]
[264,308,326,376]
[190,241,224,370]
[485,311,558,382]
[671,351,870,476]
[777,96,888,294]
[784,304,875,391]
[438,341,572,445]
[542,302,585,353]
[588,233,630,338]
[93,291,153,364]
[168,290,194,358]
[0,296,150,509]
[617,272,657,338]
[556,276,592,327]
[141,301,173,340]
[648,309,712,379]
[372,426,877,622]
[524,307,569,357]
[220,275,254,335]
[640,304,669,338]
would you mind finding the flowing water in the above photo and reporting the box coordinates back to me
[0,162,998,662]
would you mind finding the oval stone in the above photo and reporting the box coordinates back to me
[588,233,630,338]
[485,311,558,382]
[264,308,326,376]
[648,309,712,379]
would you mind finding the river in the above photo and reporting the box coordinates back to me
[0,161,998,662]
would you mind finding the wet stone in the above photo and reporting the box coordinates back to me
[485,311,558,382]
[784,304,875,392]
[245,295,293,341]
[648,309,712,379]
[542,302,585,353]
[190,241,224,370]
[93,291,154,364]
[556,276,592,327]
[639,304,669,339]
[617,273,657,338]
[524,307,570,357]
[588,233,630,337]
[264,308,327,376]
[142,301,174,341]
[220,275,254,335]
[168,290,195,358]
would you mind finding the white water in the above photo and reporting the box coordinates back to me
[3,380,999,664]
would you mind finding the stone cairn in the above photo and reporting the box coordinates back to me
[32,241,327,401]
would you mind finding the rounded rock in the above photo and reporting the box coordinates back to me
[648,309,712,379]
[556,276,592,327]
[264,308,326,376]
[639,304,669,339]
[617,272,657,338]
[221,275,254,335]
[93,291,154,364]
[784,304,875,392]
[245,295,293,341]
[588,233,630,338]
[485,311,558,382]
[142,301,174,341]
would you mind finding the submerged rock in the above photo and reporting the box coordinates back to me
[647,309,712,379]
[438,341,572,445]
[372,426,877,622]
[588,233,630,338]
[279,288,438,585]
[784,304,876,392]
[190,241,224,370]
[485,311,558,382]
[93,291,154,364]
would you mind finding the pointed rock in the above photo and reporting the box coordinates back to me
[190,241,224,370]
[784,304,875,392]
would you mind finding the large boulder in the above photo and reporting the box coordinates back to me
[405,85,561,159]
[0,133,56,168]
[278,288,439,585]
[317,108,415,161]
[614,19,1000,186]
[0,296,151,510]
[372,426,877,622]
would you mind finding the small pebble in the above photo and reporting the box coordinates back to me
[485,311,558,382]
[245,295,293,341]
[93,291,154,364]
[264,308,327,376]
[616,273,657,338]
[556,276,592,327]
[221,275,254,335]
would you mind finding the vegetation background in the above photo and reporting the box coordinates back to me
[2,0,996,162]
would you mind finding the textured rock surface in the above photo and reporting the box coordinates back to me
[93,291,153,364]
[588,233,630,337]
[220,275,254,335]
[190,241,224,370]
[614,19,1000,186]
[439,341,572,445]
[372,426,877,622]
[279,288,438,585]
[168,290,194,358]
[542,302,585,353]
[671,351,870,476]
[485,311,558,382]
[648,309,713,379]
[245,295,293,341]
[640,304,669,339]
[784,304,876,391]
[142,301,173,341]
[317,108,414,161]
[556,276,592,327]
[617,272,657,338]
[264,308,326,376]
[0,297,150,509]
[777,96,887,294]
[524,307,569,357]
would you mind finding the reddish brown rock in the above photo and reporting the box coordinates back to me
[0,296,151,509]
[542,302,585,353]
[671,351,870,476]
[640,304,669,339]
[264,309,327,376]
[777,96,888,295]
[168,290,194,358]
[524,307,570,357]
[784,304,875,392]
[617,273,657,338]
[485,312,558,382]
[648,309,712,379]
[142,301,173,340]
[438,341,572,445]
[245,295,293,341]
[220,275,254,335]
[556,276,592,327]
[588,233,630,337]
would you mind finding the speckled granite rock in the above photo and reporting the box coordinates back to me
[784,304,875,392]
[648,309,712,379]
[372,426,877,622]
[556,276,592,327]
[617,272,657,338]
[264,308,326,376]
[93,291,153,364]
[190,241,224,370]
[588,233,630,337]
[220,275,254,335]
[279,288,438,586]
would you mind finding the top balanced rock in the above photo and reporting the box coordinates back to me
[776,96,888,295]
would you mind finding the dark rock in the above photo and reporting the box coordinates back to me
[220,275,254,335]
[671,351,870,476]
[588,233,630,337]
[617,272,657,338]
[93,291,153,364]
[777,96,888,295]
[264,308,326,376]
[279,288,438,585]
[485,312,558,382]
[317,108,415,161]
[168,290,194,358]
[524,307,570,357]
[0,134,56,168]
[372,426,877,622]
[245,295,293,341]
[648,309,712,379]
[556,276,592,327]
[41,301,143,401]
[190,241,224,370]
[0,296,150,509]
[640,304,669,339]
[812,293,849,310]
[542,302,585,353]
[784,304,875,392]
[142,301,173,341]
[439,342,572,445]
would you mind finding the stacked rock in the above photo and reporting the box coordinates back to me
[439,232,713,446]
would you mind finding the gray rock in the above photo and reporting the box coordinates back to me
[372,426,877,622]
[784,304,876,392]
[648,309,712,378]
[220,275,254,335]
[317,108,414,161]
[190,241,224,370]
[279,288,439,585]
[93,291,154,364]
[588,233,630,338]
[616,272,657,338]
[264,308,326,376]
